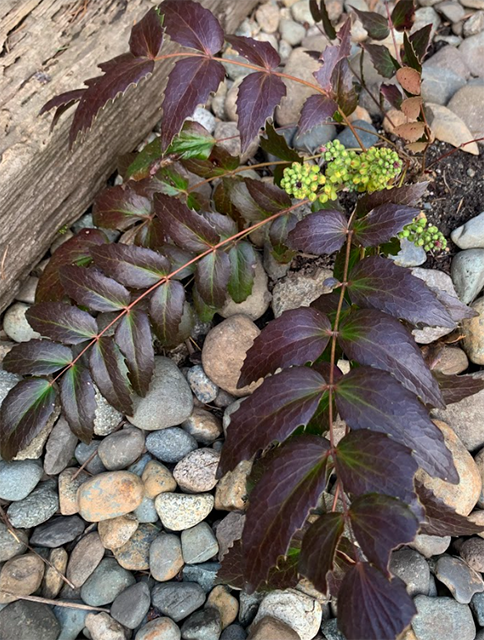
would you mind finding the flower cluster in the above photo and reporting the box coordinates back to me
[398,215,448,252]
[280,162,337,203]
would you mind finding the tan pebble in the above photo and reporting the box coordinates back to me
[135,617,181,640]
[215,460,252,511]
[98,514,139,551]
[432,346,469,375]
[468,511,484,539]
[248,616,300,640]
[77,471,144,522]
[207,585,239,629]
[113,524,159,571]
[463,297,484,365]
[182,408,223,444]
[59,467,89,515]
[67,532,105,587]
[0,553,45,604]
[85,611,126,640]
[142,460,177,499]
[42,547,68,599]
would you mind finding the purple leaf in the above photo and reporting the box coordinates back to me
[309,0,337,40]
[433,372,484,406]
[348,256,455,327]
[160,57,225,151]
[154,193,219,252]
[36,229,107,303]
[227,242,257,304]
[239,308,332,387]
[298,95,338,136]
[335,367,457,482]
[331,58,357,116]
[380,83,403,109]
[430,287,476,323]
[115,308,154,397]
[89,336,133,415]
[409,24,432,63]
[300,512,345,594]
[0,379,57,461]
[3,340,73,376]
[149,280,186,346]
[90,244,169,288]
[39,89,86,131]
[195,249,231,308]
[416,481,484,536]
[60,266,130,312]
[129,7,164,59]
[335,430,418,504]
[93,184,152,230]
[260,122,302,162]
[159,244,196,280]
[218,367,326,476]
[351,7,390,40]
[161,0,224,55]
[235,71,286,154]
[314,18,352,92]
[60,364,96,442]
[26,303,98,345]
[69,54,154,146]
[349,494,418,576]
[363,44,399,79]
[135,217,166,250]
[338,308,444,409]
[353,203,420,247]
[357,181,428,215]
[338,563,417,640]
[242,436,330,591]
[391,0,416,31]
[245,178,291,215]
[288,210,348,255]
[226,35,281,70]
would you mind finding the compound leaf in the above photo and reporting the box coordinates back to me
[60,363,96,442]
[26,302,98,345]
[129,7,164,59]
[227,242,257,304]
[239,308,331,387]
[242,436,330,591]
[218,367,326,476]
[338,308,444,408]
[154,193,219,251]
[300,512,345,594]
[195,249,231,308]
[226,35,281,70]
[90,244,169,288]
[335,367,457,482]
[161,0,224,55]
[89,336,133,415]
[0,379,57,460]
[115,308,154,397]
[288,210,348,255]
[298,95,338,136]
[60,266,130,312]
[149,280,186,346]
[3,341,73,376]
[93,184,152,230]
[353,203,419,247]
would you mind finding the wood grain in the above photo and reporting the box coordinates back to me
[0,0,257,312]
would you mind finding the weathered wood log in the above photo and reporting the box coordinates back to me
[0,0,258,313]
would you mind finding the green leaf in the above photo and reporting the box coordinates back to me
[227,242,257,304]
[260,122,302,163]
[60,363,96,442]
[351,7,389,40]
[167,121,216,160]
[149,280,186,346]
[3,340,73,376]
[125,137,163,181]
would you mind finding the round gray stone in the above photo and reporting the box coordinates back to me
[54,605,88,640]
[187,365,219,404]
[74,440,106,475]
[337,120,378,149]
[389,547,430,597]
[451,248,484,304]
[146,427,198,463]
[421,65,466,105]
[412,595,475,640]
[30,515,85,548]
[180,607,222,640]
[97,427,145,470]
[44,417,78,476]
[128,357,193,431]
[111,581,151,629]
[151,581,206,621]
[0,522,28,562]
[150,533,184,582]
[80,557,136,606]
[3,303,40,343]
[181,522,219,565]
[0,600,60,640]
[390,237,427,267]
[452,212,484,249]
[0,460,42,501]
[293,123,337,153]
[435,555,484,604]
[7,482,59,528]
[221,624,247,640]
[135,617,181,640]
[182,563,221,593]
[134,496,159,523]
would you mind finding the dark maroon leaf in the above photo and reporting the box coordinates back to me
[235,71,286,153]
[3,341,73,376]
[129,7,164,59]
[36,229,107,303]
[227,242,257,304]
[357,181,428,215]
[93,185,152,230]
[380,83,403,109]
[159,244,196,280]
[311,290,349,322]
[314,18,352,92]
[363,43,399,78]
[327,538,357,597]
[403,31,421,72]
[60,266,130,312]
[338,563,416,640]
[348,256,454,327]
[416,481,484,536]
[239,308,331,387]
[242,436,330,591]
[288,210,348,255]
[0,379,57,460]
[300,512,345,594]
[161,0,224,55]
[309,0,337,40]
[264,548,301,591]
[353,203,420,247]
[245,178,291,215]
[149,280,186,345]
[298,95,338,136]
[135,217,166,251]
[391,0,416,31]
[433,372,484,406]
[90,244,169,288]
[259,122,302,163]
[269,213,298,260]
[115,308,154,397]
[69,54,154,146]
[351,7,389,40]
[331,58,357,116]
[226,35,280,70]
[218,367,326,476]
[60,364,96,442]
[409,24,432,63]
[26,303,98,345]
[89,336,132,415]
[39,89,86,131]
[218,540,245,590]
[160,57,224,151]
[430,287,476,323]
[338,308,444,408]
[195,250,231,308]
[349,494,418,575]
[335,367,457,482]
[335,430,418,504]
[184,145,240,179]
[154,193,219,252]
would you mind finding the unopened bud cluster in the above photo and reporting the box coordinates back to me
[398,215,447,253]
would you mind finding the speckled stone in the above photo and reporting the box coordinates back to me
[98,514,139,551]
[0,460,42,501]
[85,611,126,640]
[97,427,145,470]
[113,523,159,570]
[30,515,85,548]
[389,548,431,597]
[207,585,239,629]
[135,617,181,640]
[66,532,105,587]
[151,582,206,622]
[435,555,484,603]
[187,365,219,404]
[150,533,184,582]
[249,616,300,640]
[182,408,223,444]
[0,601,60,640]
[155,493,214,531]
[134,496,159,523]
[58,467,89,515]
[141,460,177,499]
[412,595,476,640]
[146,427,198,464]
[53,604,88,640]
[80,557,136,606]
[77,471,144,522]
[42,547,68,599]
[215,460,251,511]
[181,522,219,564]
[0,522,28,562]
[7,481,59,528]
[254,589,322,640]
[182,562,221,592]
[173,448,220,493]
